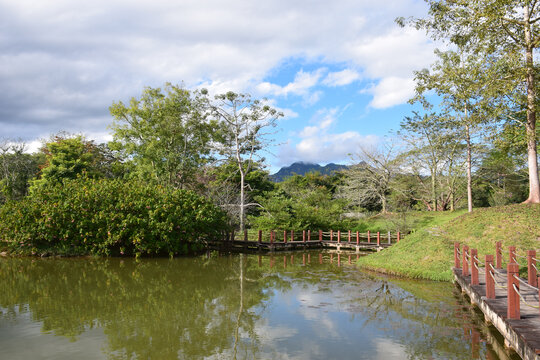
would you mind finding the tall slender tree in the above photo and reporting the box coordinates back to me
[210,92,282,231]
[405,0,540,203]
[412,49,489,212]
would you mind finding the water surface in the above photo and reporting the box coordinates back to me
[0,252,518,359]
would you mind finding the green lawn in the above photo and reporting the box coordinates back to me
[358,204,540,281]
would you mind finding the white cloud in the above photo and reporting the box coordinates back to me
[279,107,379,165]
[0,0,435,143]
[322,69,361,87]
[368,77,416,109]
[257,68,327,105]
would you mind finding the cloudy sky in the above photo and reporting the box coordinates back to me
[0,0,437,172]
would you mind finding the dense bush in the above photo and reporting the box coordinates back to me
[0,178,229,256]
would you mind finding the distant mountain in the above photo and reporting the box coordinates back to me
[270,162,349,182]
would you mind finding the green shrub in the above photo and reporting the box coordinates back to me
[0,178,229,256]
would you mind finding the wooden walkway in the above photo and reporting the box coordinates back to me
[206,239,391,252]
[206,229,398,253]
[453,243,540,360]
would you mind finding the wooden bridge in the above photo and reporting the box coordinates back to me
[453,242,540,360]
[205,229,400,253]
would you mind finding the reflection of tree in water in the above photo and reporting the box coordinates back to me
[297,265,509,360]
[249,252,510,360]
[0,253,513,360]
[0,256,285,359]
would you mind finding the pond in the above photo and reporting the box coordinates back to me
[0,252,519,359]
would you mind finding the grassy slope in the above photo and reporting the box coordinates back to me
[358,204,540,281]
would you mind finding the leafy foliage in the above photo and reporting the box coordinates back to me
[0,178,228,256]
[249,172,348,230]
[110,84,217,189]
[0,142,43,202]
[30,135,115,191]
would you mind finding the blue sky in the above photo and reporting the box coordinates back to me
[0,0,438,173]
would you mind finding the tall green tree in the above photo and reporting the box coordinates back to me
[210,92,283,231]
[412,48,492,212]
[109,84,216,189]
[406,0,540,203]
[399,112,464,211]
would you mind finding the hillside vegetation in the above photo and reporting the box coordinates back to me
[358,204,540,281]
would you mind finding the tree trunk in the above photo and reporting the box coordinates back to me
[466,123,473,212]
[523,7,540,204]
[431,170,437,211]
[239,168,245,232]
[232,254,244,360]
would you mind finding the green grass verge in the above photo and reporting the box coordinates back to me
[358,204,540,281]
[362,209,468,233]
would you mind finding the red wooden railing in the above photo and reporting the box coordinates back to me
[454,242,540,319]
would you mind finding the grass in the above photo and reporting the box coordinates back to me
[360,209,468,234]
[357,204,540,281]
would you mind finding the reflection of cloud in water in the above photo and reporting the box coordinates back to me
[373,338,408,360]
[252,321,299,342]
[296,291,339,338]
[0,309,107,360]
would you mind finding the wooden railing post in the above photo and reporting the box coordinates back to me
[303,230,306,243]
[244,229,248,241]
[307,230,311,242]
[283,230,287,243]
[337,230,341,244]
[527,250,537,287]
[509,246,516,263]
[496,241,502,269]
[507,262,520,319]
[348,230,351,243]
[330,230,334,242]
[462,246,469,277]
[388,231,391,244]
[356,231,359,245]
[397,232,400,242]
[367,230,371,243]
[258,230,262,244]
[471,248,479,285]
[486,255,495,299]
[377,232,380,246]
[454,242,461,268]
[291,230,294,243]
[319,230,322,243]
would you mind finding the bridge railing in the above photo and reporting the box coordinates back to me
[454,242,540,319]
[227,229,402,245]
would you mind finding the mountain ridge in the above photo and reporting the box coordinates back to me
[270,161,348,182]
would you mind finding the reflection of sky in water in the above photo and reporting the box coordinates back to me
[0,255,503,360]
[248,274,410,360]
[0,307,108,360]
